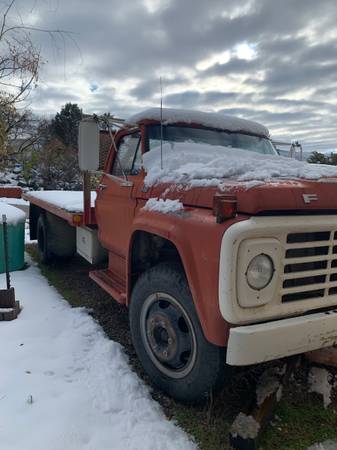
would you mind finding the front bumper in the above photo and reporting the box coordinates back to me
[226,309,337,366]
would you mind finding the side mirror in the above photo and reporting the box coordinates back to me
[78,118,99,171]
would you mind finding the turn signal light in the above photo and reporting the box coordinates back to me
[72,214,82,225]
[213,194,237,223]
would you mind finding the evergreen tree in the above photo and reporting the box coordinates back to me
[51,103,83,148]
[308,151,337,165]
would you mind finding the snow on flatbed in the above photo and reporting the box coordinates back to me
[26,191,96,213]
[0,261,196,450]
[127,107,270,137]
[143,143,337,188]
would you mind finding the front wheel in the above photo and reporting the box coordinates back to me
[129,263,227,403]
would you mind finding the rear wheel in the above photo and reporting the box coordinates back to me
[37,215,50,263]
[129,262,227,403]
[37,212,76,263]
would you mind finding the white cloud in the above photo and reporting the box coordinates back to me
[234,42,257,60]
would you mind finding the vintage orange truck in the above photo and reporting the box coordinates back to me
[24,108,337,402]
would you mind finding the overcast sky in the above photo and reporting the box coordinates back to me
[7,0,337,150]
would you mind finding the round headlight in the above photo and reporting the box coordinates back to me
[246,254,274,290]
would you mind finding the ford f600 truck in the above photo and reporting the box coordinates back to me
[24,108,337,402]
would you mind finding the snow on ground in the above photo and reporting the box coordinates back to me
[308,366,334,408]
[0,171,21,187]
[307,440,337,450]
[143,143,337,189]
[0,261,196,450]
[230,413,260,440]
[25,220,36,244]
[255,366,285,407]
[143,198,184,214]
[25,191,97,213]
[0,203,26,226]
[127,107,270,138]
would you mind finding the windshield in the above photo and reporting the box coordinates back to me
[147,124,277,155]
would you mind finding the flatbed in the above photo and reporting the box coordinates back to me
[23,190,105,265]
[23,190,97,227]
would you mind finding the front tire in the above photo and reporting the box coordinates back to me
[129,263,227,403]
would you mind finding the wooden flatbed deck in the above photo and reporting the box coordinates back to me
[23,191,97,227]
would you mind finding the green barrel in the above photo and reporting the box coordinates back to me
[0,206,25,273]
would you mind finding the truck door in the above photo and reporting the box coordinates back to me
[95,131,142,258]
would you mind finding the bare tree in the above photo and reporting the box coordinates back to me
[0,0,71,106]
[0,1,40,107]
[0,0,73,166]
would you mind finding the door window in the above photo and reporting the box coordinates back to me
[111,133,141,176]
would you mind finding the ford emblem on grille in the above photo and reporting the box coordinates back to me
[303,193,318,204]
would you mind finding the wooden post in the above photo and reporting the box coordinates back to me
[2,214,10,289]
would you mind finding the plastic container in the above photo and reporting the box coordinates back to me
[0,204,26,273]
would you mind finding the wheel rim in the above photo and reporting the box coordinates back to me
[140,292,197,379]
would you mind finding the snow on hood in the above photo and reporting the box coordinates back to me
[143,198,184,214]
[142,142,337,189]
[127,107,270,138]
[0,203,26,226]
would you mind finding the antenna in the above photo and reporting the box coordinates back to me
[160,77,163,170]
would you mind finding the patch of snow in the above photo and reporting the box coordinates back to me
[26,191,97,213]
[256,366,284,407]
[25,220,36,244]
[0,170,21,186]
[0,307,15,313]
[308,366,334,408]
[231,413,260,439]
[0,260,196,450]
[142,142,337,188]
[0,203,26,226]
[127,107,270,138]
[242,180,266,190]
[0,197,28,206]
[143,197,184,214]
[307,440,337,450]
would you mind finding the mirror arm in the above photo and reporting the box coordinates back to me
[91,170,133,188]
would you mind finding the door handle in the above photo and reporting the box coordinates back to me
[98,183,107,190]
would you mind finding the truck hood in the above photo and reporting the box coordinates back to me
[148,178,337,214]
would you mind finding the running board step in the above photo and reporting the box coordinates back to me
[89,269,126,304]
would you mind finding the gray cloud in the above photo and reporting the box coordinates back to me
[6,0,337,150]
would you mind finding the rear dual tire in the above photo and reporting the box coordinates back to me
[37,215,51,263]
[37,213,76,263]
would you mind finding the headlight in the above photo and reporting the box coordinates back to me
[246,254,274,290]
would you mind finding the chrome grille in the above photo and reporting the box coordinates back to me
[282,230,337,303]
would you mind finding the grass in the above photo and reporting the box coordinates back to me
[26,245,337,450]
